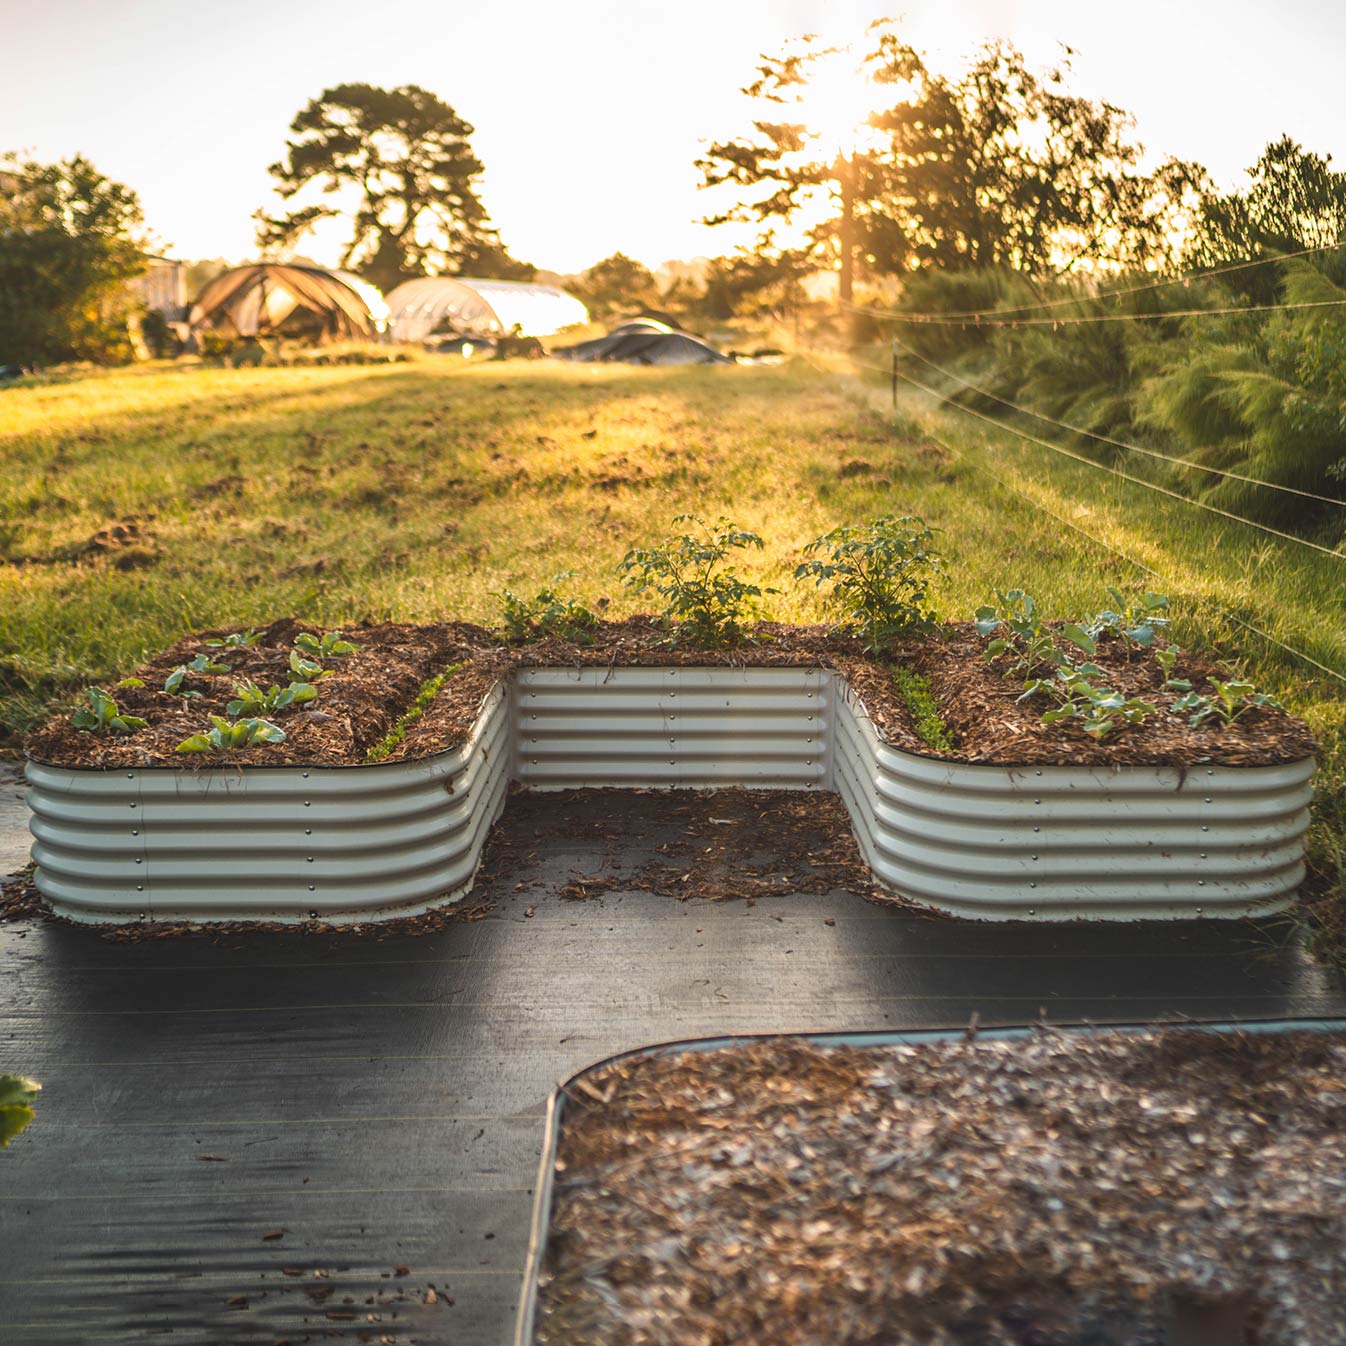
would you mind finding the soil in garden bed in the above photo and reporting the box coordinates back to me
[536,1030,1346,1346]
[26,618,1314,770]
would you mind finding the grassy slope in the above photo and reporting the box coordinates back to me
[1,355,1341,921]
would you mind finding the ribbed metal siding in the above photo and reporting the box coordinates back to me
[834,690,1313,920]
[26,684,512,923]
[513,667,831,790]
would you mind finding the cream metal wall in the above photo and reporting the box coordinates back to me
[27,684,511,924]
[25,669,1315,923]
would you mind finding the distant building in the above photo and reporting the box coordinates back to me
[130,256,187,320]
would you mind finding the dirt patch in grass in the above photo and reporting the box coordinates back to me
[537,1030,1346,1346]
[25,618,1315,770]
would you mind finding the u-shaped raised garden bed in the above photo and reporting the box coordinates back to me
[23,619,1317,925]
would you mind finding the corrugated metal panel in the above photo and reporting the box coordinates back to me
[513,667,831,790]
[26,684,511,923]
[835,693,1312,920]
[24,667,1316,924]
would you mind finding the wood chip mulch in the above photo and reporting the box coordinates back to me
[25,617,1315,771]
[536,1030,1346,1346]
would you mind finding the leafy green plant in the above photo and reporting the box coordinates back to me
[295,631,359,659]
[365,662,466,763]
[289,650,329,680]
[1154,644,1193,692]
[226,679,316,717]
[1086,588,1170,650]
[618,514,774,647]
[496,572,598,644]
[176,716,286,753]
[1024,664,1156,740]
[974,590,1094,676]
[205,628,262,648]
[164,653,229,696]
[796,515,943,651]
[892,667,953,752]
[0,1074,40,1147]
[71,687,147,736]
[1173,679,1285,728]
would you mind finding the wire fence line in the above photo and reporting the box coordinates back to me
[825,349,1346,685]
[846,295,1346,328]
[854,354,1346,564]
[886,336,1346,510]
[845,239,1346,323]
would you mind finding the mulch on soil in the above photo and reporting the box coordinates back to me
[25,617,1314,771]
[536,1030,1346,1346]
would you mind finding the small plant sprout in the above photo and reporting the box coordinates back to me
[1154,644,1192,692]
[226,679,317,717]
[295,631,359,659]
[618,514,775,648]
[1174,679,1284,728]
[164,652,230,694]
[71,687,147,736]
[496,572,598,644]
[1086,588,1170,650]
[176,716,287,753]
[289,649,329,680]
[796,515,944,651]
[188,653,230,673]
[974,590,1094,676]
[205,628,262,649]
[1022,665,1155,740]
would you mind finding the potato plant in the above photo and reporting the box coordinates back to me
[619,515,774,648]
[796,515,943,651]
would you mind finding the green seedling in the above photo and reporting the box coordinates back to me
[176,715,286,753]
[71,687,147,736]
[796,515,944,651]
[1154,643,1192,692]
[289,650,329,680]
[975,590,1094,676]
[205,628,262,648]
[496,572,598,644]
[226,679,317,717]
[295,631,359,659]
[1022,664,1154,740]
[1174,679,1284,728]
[1087,588,1170,650]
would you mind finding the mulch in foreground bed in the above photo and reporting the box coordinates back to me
[537,1030,1346,1346]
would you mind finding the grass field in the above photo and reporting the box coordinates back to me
[2,355,1342,932]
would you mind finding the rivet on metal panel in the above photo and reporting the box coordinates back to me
[1030,882,1037,889]
[131,829,139,837]
[126,772,134,779]
[1035,770,1042,777]
[303,771,310,779]
[1204,797,1212,804]
[1201,853,1207,859]
[1031,854,1038,861]
[136,885,143,892]
[1033,826,1041,833]
[307,856,314,863]
[129,802,136,809]
[135,858,142,865]
[1202,825,1209,832]
[303,800,311,807]
[305,828,312,836]
[1034,798,1041,805]
[1198,880,1206,886]
[1196,907,1204,915]
[1028,908,1036,916]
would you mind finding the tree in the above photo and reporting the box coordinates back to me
[0,154,147,366]
[696,31,1203,296]
[1188,137,1346,300]
[255,83,526,293]
[866,36,1204,278]
[572,253,659,318]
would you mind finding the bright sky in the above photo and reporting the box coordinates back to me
[5,0,1345,276]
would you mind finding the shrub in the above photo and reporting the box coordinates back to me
[496,573,597,644]
[796,515,943,651]
[618,515,774,647]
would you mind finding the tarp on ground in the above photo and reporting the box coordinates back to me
[189,265,388,341]
[553,328,730,365]
[384,278,588,342]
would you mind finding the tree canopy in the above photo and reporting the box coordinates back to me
[256,83,530,293]
[696,31,1205,295]
[572,253,660,318]
[0,154,147,366]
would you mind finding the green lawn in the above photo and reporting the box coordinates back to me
[2,354,1341,929]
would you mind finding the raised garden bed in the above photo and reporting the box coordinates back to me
[24,618,1316,924]
[519,1023,1346,1346]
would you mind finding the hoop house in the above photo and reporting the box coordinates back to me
[384,278,588,341]
[189,265,389,341]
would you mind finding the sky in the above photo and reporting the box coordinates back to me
[5,0,1346,276]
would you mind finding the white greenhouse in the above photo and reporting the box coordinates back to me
[384,278,588,342]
